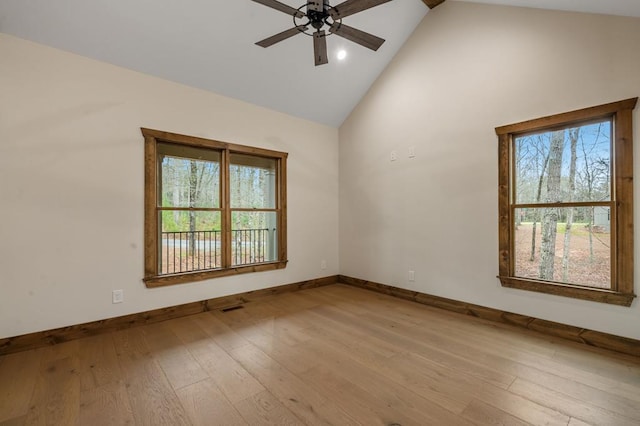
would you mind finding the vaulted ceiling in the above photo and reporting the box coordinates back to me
[1,0,639,127]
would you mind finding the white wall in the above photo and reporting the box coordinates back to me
[339,2,640,339]
[0,34,339,339]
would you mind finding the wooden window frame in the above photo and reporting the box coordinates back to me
[496,98,637,306]
[142,128,288,288]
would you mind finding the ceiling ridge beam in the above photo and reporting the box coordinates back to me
[423,0,446,9]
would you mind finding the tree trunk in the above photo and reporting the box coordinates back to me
[189,160,197,261]
[588,208,594,262]
[562,128,579,281]
[530,150,550,261]
[539,131,564,280]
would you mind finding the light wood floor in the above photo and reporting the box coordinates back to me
[1,284,639,425]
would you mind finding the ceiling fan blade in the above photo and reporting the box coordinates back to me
[256,26,308,48]
[313,31,328,66]
[423,0,446,9]
[251,0,305,19]
[329,23,385,51]
[329,0,391,19]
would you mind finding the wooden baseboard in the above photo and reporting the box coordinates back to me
[338,275,640,358]
[0,275,339,356]
[6,273,636,358]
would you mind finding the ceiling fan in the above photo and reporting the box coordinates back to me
[251,0,446,66]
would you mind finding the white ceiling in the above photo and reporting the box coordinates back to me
[1,0,639,127]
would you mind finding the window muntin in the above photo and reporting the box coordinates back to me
[496,98,636,306]
[143,128,288,287]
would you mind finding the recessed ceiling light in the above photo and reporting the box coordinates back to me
[336,50,347,61]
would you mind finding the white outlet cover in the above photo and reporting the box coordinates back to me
[112,289,124,304]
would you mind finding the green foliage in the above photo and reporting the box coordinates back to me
[161,211,221,232]
[518,221,592,236]
[160,151,276,232]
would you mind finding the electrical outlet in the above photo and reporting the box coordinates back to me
[321,260,327,270]
[408,270,415,282]
[112,289,124,304]
[390,150,397,161]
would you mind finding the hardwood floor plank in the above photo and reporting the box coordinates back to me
[513,367,640,421]
[369,348,473,414]
[303,362,418,426]
[166,314,266,403]
[461,399,530,426]
[229,342,359,425]
[190,310,252,352]
[187,336,265,404]
[552,343,640,384]
[236,326,319,375]
[175,378,247,425]
[351,294,640,407]
[265,289,324,311]
[216,302,312,347]
[77,333,122,391]
[213,304,320,375]
[0,415,27,426]
[139,322,209,391]
[163,314,212,346]
[234,390,304,425]
[509,377,640,426]
[78,381,135,425]
[112,328,190,426]
[381,350,569,425]
[568,417,593,426]
[304,308,400,358]
[0,349,42,422]
[300,336,474,425]
[24,356,80,425]
[405,318,640,402]
[311,303,516,389]
[334,284,556,358]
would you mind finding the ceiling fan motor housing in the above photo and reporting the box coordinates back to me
[308,0,331,13]
[308,0,332,29]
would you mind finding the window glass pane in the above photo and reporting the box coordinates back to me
[230,154,276,209]
[158,143,220,208]
[514,207,610,288]
[159,210,221,274]
[514,121,611,204]
[231,211,277,266]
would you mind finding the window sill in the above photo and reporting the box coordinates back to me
[144,260,288,288]
[498,276,635,307]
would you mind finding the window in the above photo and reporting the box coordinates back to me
[496,98,637,306]
[142,128,287,287]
